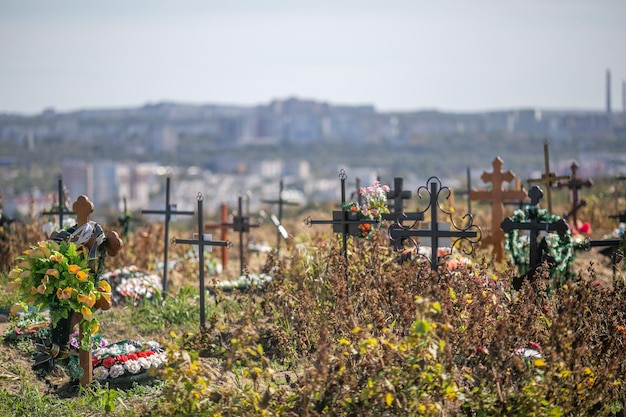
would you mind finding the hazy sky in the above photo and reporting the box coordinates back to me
[1,0,625,115]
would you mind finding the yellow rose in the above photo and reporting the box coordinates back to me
[45,268,60,279]
[76,270,89,281]
[68,265,81,274]
[81,305,93,321]
[77,292,96,308]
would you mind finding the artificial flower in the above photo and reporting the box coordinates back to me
[81,305,93,321]
[68,264,82,274]
[77,292,96,308]
[45,268,60,279]
[76,270,89,281]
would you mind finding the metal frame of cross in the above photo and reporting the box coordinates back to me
[140,176,195,296]
[527,140,568,214]
[305,169,380,258]
[577,235,624,282]
[500,186,570,289]
[220,195,260,275]
[556,161,593,227]
[382,177,424,223]
[42,175,75,230]
[469,157,528,261]
[204,203,231,270]
[261,178,298,252]
[173,193,230,330]
[388,176,481,271]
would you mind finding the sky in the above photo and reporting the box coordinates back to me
[1,0,625,115]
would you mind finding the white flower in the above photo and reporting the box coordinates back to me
[93,366,109,381]
[138,357,151,370]
[109,364,125,378]
[513,348,541,358]
[124,359,142,374]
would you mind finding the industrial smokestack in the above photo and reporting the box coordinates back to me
[623,80,625,114]
[606,69,612,114]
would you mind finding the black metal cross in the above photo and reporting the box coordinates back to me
[500,186,570,289]
[173,193,230,331]
[221,195,260,275]
[261,178,298,251]
[42,175,75,231]
[387,177,481,271]
[305,169,380,258]
[140,176,195,296]
[382,177,424,223]
[556,161,593,227]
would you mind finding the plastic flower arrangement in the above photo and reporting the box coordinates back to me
[101,265,162,305]
[342,181,391,238]
[504,206,575,287]
[6,240,111,351]
[91,340,167,382]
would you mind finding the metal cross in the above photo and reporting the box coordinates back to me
[173,193,230,330]
[527,140,568,214]
[140,176,195,296]
[388,177,481,271]
[220,195,260,275]
[382,177,424,223]
[500,186,569,289]
[204,203,231,271]
[469,157,528,261]
[261,178,298,251]
[42,175,75,230]
[556,161,593,227]
[305,169,379,258]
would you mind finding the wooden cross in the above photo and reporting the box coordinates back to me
[502,179,527,210]
[173,194,230,330]
[382,177,424,222]
[220,196,260,274]
[140,176,194,296]
[527,140,568,214]
[388,177,480,271]
[556,161,593,227]
[261,179,298,251]
[204,203,231,270]
[469,157,527,261]
[305,169,379,258]
[500,186,569,290]
[42,175,75,231]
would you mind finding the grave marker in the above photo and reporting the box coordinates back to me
[204,203,231,270]
[501,186,570,290]
[42,175,75,232]
[173,194,230,330]
[305,169,380,258]
[388,177,481,271]
[261,179,298,251]
[556,161,593,228]
[382,177,424,222]
[140,176,194,296]
[469,157,527,261]
[221,195,260,274]
[527,140,568,214]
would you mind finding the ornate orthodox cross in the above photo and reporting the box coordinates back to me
[173,194,230,330]
[556,161,593,227]
[388,177,481,271]
[42,175,75,231]
[500,186,569,289]
[469,157,527,261]
[140,176,194,296]
[305,169,379,258]
[261,178,298,252]
[527,140,568,214]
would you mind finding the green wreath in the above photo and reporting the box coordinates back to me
[504,205,575,286]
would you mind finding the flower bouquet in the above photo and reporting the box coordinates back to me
[6,240,111,351]
[342,181,390,238]
[100,265,162,305]
[91,340,167,385]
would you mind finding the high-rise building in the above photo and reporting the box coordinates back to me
[606,69,612,114]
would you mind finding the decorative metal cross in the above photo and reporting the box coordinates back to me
[42,175,75,231]
[382,177,424,223]
[173,194,230,331]
[469,157,527,261]
[556,161,593,227]
[204,203,231,271]
[527,140,568,214]
[261,178,298,251]
[388,177,481,271]
[500,186,569,289]
[140,176,194,296]
[304,169,380,258]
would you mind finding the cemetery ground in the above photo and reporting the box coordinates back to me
[0,190,625,416]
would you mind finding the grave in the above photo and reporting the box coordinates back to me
[556,161,593,229]
[501,186,571,290]
[388,176,481,271]
[305,169,381,258]
[261,179,298,252]
[140,176,194,296]
[469,157,527,261]
[173,193,230,330]
[527,140,568,214]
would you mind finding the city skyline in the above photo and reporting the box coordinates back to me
[1,0,625,115]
